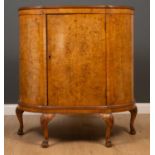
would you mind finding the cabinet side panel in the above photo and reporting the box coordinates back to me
[47,14,106,106]
[106,14,134,105]
[19,15,47,105]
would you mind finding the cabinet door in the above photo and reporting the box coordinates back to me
[106,14,134,105]
[47,14,106,106]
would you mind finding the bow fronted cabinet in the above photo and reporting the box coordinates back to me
[16,6,137,148]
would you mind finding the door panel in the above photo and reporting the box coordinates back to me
[106,14,134,105]
[19,15,47,106]
[47,14,106,106]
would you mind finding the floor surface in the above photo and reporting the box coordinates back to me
[4,114,150,155]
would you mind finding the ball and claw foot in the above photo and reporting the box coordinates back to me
[41,140,49,148]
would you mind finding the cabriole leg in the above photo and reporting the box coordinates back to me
[16,106,24,135]
[100,113,114,147]
[40,114,55,148]
[129,106,138,135]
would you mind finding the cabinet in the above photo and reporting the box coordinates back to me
[16,6,137,148]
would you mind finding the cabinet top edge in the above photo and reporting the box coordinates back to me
[18,5,134,11]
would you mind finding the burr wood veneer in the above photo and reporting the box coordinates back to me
[16,6,137,148]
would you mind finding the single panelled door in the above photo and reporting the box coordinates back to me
[47,14,106,106]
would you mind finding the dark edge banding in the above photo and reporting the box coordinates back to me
[18,5,135,11]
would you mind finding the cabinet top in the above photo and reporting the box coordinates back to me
[19,5,134,10]
[19,5,134,15]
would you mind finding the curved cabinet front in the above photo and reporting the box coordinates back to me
[106,13,134,106]
[16,6,137,148]
[18,7,135,113]
[19,14,47,106]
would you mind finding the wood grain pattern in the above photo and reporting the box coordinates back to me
[18,7,135,112]
[47,14,106,106]
[106,14,134,105]
[18,103,136,114]
[19,15,47,106]
[17,6,137,147]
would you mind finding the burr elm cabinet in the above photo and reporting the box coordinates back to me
[16,6,137,148]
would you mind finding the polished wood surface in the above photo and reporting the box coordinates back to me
[16,6,137,147]
[47,14,106,106]
[18,8,135,111]
[106,14,134,106]
[18,103,136,114]
[19,15,47,106]
[19,7,134,16]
